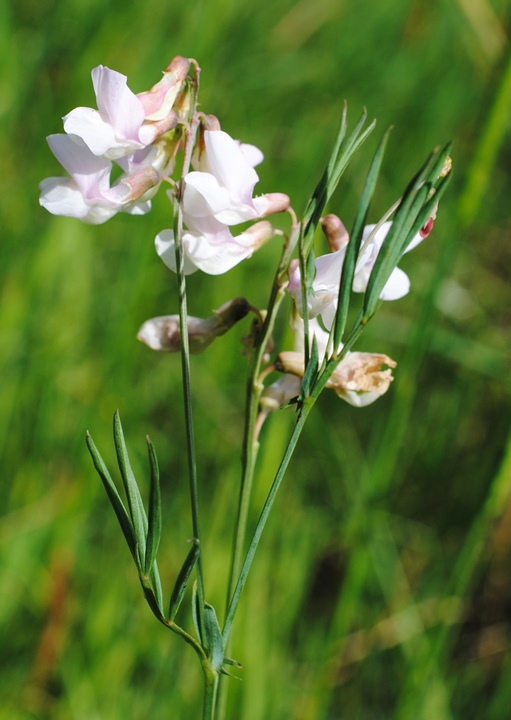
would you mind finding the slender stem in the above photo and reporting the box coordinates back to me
[202,669,219,720]
[223,229,298,616]
[172,67,206,641]
[222,399,314,648]
[217,230,298,719]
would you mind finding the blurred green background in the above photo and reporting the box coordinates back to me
[2,0,511,717]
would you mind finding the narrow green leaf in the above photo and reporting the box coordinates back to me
[302,104,375,256]
[332,126,393,349]
[191,580,203,644]
[203,603,224,672]
[169,541,200,621]
[85,432,137,563]
[113,411,147,568]
[144,436,161,576]
[363,181,431,315]
[361,141,451,318]
[303,103,348,230]
[150,560,164,616]
[139,574,166,623]
[300,334,319,399]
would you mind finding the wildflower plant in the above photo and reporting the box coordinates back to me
[40,56,452,719]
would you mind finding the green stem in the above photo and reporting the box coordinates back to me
[222,398,314,648]
[224,226,299,617]
[216,239,295,720]
[202,668,219,720]
[172,67,206,641]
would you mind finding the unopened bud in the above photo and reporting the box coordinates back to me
[140,112,178,146]
[321,214,349,252]
[202,115,221,131]
[138,56,191,122]
[275,351,305,377]
[261,193,290,217]
[244,220,276,250]
[137,297,252,354]
[108,166,161,205]
[419,202,438,239]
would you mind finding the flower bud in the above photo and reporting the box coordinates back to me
[137,297,252,354]
[321,214,349,252]
[107,166,161,205]
[137,56,191,121]
[261,193,290,216]
[244,220,275,250]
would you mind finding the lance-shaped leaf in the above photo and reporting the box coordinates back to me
[139,570,166,622]
[113,410,148,569]
[299,334,319,401]
[144,436,161,576]
[203,603,224,672]
[192,580,203,644]
[332,126,393,351]
[363,142,452,317]
[302,105,376,255]
[169,541,200,621]
[86,432,137,563]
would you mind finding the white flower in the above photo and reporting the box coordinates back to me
[183,130,288,225]
[155,211,275,275]
[62,59,188,160]
[39,134,160,224]
[287,220,426,329]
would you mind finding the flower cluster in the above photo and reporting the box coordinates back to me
[40,54,444,415]
[39,57,289,275]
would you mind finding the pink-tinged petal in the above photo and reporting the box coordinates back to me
[91,66,145,143]
[380,267,410,300]
[239,142,264,167]
[183,172,231,219]
[204,131,259,204]
[155,230,198,275]
[314,248,346,288]
[39,177,117,224]
[63,107,120,157]
[46,134,111,199]
[184,171,259,224]
[185,231,253,274]
[122,199,152,216]
[39,177,90,218]
[336,388,387,407]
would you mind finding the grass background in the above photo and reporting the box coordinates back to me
[2,0,511,718]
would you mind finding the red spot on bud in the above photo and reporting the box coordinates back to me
[420,217,435,239]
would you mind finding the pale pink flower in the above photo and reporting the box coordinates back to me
[62,58,188,160]
[39,134,160,224]
[183,130,289,225]
[155,210,275,275]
